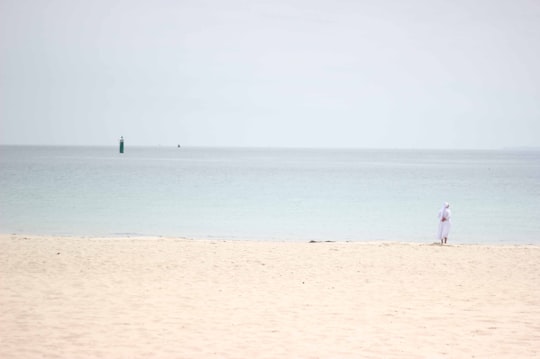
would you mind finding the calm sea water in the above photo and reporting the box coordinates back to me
[1,146,539,244]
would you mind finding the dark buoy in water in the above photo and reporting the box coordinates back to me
[119,136,124,153]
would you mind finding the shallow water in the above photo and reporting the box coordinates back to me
[1,146,539,244]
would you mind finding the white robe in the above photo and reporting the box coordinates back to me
[437,205,451,239]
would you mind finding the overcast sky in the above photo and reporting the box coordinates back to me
[1,0,539,149]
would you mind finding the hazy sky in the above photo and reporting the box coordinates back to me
[1,0,539,148]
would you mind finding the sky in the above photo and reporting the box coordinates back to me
[1,0,539,149]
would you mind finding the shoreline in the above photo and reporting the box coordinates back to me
[1,234,539,358]
[2,233,538,247]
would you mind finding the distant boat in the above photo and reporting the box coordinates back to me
[177,144,181,148]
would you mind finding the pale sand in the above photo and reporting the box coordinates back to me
[1,235,539,358]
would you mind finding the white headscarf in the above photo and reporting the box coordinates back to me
[439,202,450,220]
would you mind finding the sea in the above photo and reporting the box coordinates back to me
[1,146,539,244]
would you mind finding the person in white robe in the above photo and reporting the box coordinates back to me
[438,202,451,244]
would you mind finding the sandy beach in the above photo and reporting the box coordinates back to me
[1,234,539,358]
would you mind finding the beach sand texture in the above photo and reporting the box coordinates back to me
[1,234,539,358]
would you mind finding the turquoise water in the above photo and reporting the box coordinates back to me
[1,146,539,244]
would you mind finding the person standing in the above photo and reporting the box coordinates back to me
[438,202,451,244]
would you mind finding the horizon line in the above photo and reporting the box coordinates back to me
[1,143,538,151]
